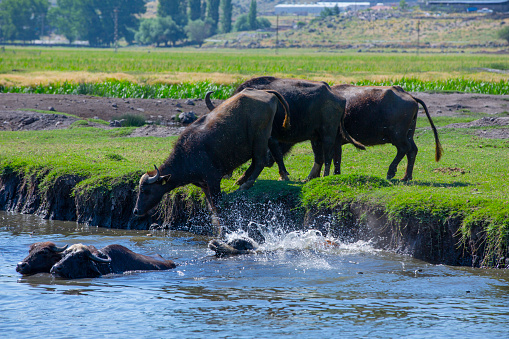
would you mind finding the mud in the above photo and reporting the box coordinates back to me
[1,91,509,137]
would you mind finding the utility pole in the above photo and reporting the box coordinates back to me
[114,8,119,52]
[276,15,279,55]
[417,20,420,55]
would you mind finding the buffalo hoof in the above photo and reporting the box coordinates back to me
[238,181,254,190]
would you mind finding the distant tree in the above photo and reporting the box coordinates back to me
[399,0,408,10]
[47,0,145,47]
[0,0,49,42]
[158,0,187,27]
[48,0,84,43]
[185,19,213,47]
[320,6,339,18]
[189,0,201,21]
[135,17,183,46]
[498,26,509,44]
[220,0,232,33]
[248,0,257,30]
[207,0,220,32]
[234,14,270,32]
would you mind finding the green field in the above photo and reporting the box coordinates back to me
[1,47,508,88]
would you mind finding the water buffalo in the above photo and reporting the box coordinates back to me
[206,76,365,180]
[331,84,443,180]
[208,237,259,256]
[50,244,176,279]
[16,241,68,275]
[133,88,291,229]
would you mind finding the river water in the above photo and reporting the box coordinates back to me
[1,210,509,338]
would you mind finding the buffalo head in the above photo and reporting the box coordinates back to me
[50,244,111,279]
[133,165,173,217]
[16,242,68,275]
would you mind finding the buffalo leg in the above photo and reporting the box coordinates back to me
[387,140,411,180]
[321,134,336,177]
[333,136,343,175]
[238,141,270,190]
[202,181,223,237]
[307,139,324,180]
[402,137,418,181]
[268,137,289,181]
[236,163,255,186]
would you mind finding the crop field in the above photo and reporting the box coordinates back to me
[0,47,508,89]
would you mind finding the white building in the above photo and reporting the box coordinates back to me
[274,2,371,15]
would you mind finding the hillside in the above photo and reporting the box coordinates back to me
[205,10,509,51]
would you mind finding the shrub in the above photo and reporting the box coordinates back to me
[118,114,146,127]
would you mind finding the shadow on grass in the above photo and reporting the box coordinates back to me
[224,179,303,202]
[393,180,472,188]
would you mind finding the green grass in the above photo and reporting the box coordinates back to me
[0,122,508,266]
[1,47,509,84]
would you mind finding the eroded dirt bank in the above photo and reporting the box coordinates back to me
[0,168,477,267]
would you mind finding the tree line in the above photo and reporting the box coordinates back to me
[0,0,268,47]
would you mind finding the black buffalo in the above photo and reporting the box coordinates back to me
[133,88,290,235]
[332,84,443,180]
[16,241,68,275]
[208,237,259,256]
[50,244,176,279]
[206,76,365,180]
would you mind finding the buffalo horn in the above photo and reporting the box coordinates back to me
[87,251,112,263]
[146,165,161,184]
[205,91,216,111]
[50,244,68,253]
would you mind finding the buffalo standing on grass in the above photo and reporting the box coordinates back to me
[133,88,290,233]
[16,241,68,275]
[50,244,176,279]
[206,76,366,180]
[331,84,443,180]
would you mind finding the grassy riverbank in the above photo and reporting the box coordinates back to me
[1,115,508,267]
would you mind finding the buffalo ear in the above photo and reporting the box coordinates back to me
[161,174,171,186]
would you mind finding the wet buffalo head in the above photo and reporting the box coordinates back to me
[16,242,68,275]
[133,165,173,217]
[50,244,111,279]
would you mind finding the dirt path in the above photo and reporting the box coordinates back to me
[1,92,508,137]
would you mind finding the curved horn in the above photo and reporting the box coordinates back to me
[205,91,216,111]
[146,165,161,184]
[87,251,112,264]
[50,244,68,253]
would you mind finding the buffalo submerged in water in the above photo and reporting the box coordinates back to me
[50,244,176,279]
[16,241,68,275]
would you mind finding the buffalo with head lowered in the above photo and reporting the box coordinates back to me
[133,88,290,232]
